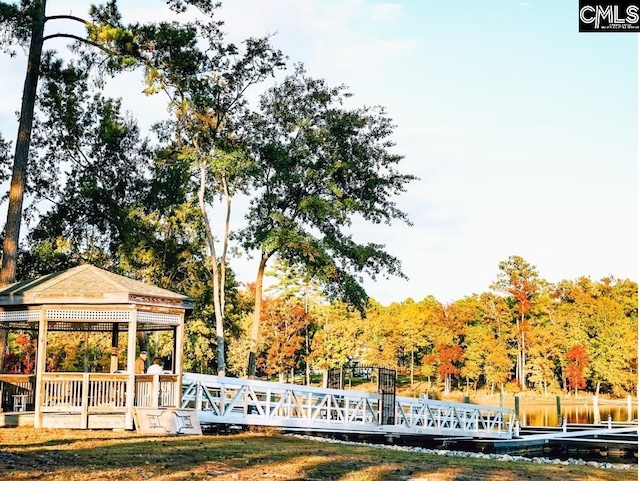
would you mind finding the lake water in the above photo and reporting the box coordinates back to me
[518,402,637,427]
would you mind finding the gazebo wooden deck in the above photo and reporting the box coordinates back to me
[0,265,192,430]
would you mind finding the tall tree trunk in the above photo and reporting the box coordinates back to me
[198,160,226,376]
[0,0,47,372]
[410,347,414,386]
[514,318,521,386]
[521,324,526,393]
[305,327,310,385]
[218,176,232,375]
[247,251,269,378]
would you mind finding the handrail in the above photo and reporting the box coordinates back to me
[181,373,514,440]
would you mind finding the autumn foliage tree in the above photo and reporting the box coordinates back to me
[424,344,463,397]
[492,255,541,391]
[259,297,311,382]
[3,333,36,374]
[565,344,589,396]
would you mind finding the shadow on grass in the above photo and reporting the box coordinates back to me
[0,431,635,481]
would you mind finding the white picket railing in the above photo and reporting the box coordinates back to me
[181,373,514,440]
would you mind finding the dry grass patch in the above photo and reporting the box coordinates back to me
[0,426,635,480]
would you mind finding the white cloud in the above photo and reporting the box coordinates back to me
[369,2,404,24]
[0,1,635,306]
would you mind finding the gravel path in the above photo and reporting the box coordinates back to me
[289,434,638,472]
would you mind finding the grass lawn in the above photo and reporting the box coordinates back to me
[0,426,635,481]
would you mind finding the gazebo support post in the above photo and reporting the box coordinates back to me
[125,308,138,430]
[174,315,185,406]
[110,323,119,373]
[33,308,47,428]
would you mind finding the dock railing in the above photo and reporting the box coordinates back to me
[181,373,514,440]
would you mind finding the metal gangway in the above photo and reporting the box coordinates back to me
[181,373,515,440]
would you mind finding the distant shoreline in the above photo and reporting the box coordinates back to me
[471,394,637,406]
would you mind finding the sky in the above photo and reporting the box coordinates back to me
[0,1,637,305]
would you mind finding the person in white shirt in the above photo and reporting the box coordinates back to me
[147,356,164,374]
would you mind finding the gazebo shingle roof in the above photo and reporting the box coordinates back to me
[0,264,193,309]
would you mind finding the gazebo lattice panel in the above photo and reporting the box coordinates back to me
[0,310,40,321]
[47,321,129,332]
[0,310,40,330]
[137,312,180,326]
[46,310,131,321]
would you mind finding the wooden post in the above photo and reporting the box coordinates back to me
[174,314,185,407]
[514,395,520,422]
[110,323,119,373]
[80,372,89,429]
[556,395,562,422]
[125,309,138,430]
[33,308,48,428]
[151,375,159,408]
[592,395,601,424]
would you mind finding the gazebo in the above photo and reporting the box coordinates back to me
[0,264,192,430]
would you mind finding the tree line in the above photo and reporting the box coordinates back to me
[221,256,636,398]
[5,255,637,398]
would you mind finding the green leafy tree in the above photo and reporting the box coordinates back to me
[0,0,214,370]
[483,344,512,395]
[22,57,152,269]
[587,296,637,396]
[266,258,325,385]
[309,301,362,387]
[142,7,285,375]
[239,65,417,377]
[0,0,145,285]
[552,277,637,396]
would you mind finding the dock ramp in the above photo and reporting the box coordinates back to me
[181,373,514,440]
